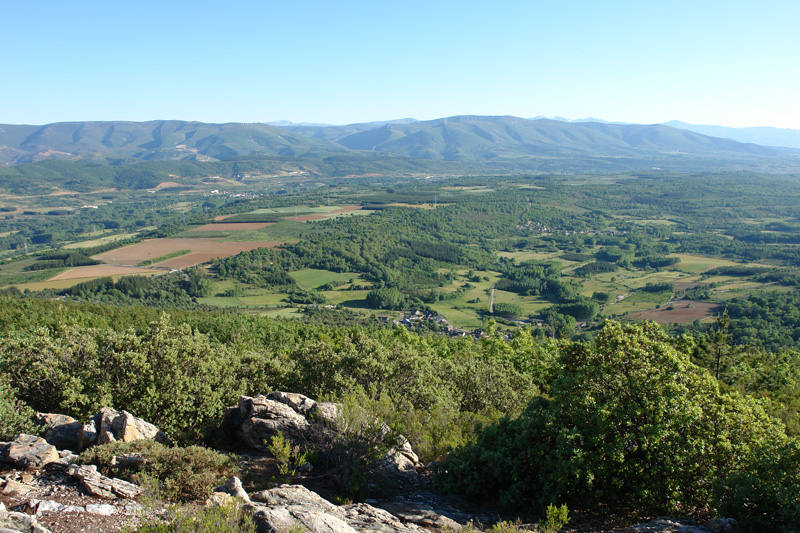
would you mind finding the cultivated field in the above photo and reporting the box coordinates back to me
[49,264,163,280]
[630,300,719,323]
[91,238,280,269]
[283,205,363,222]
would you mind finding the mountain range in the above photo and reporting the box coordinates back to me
[1,116,799,172]
[664,121,800,150]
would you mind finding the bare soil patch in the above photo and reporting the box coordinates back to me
[49,265,163,281]
[152,181,185,190]
[630,300,719,323]
[213,214,236,221]
[93,238,280,269]
[189,222,273,231]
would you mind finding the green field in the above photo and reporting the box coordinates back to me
[289,269,361,289]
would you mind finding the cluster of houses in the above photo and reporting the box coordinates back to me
[379,310,490,339]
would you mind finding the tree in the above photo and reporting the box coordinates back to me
[440,321,786,514]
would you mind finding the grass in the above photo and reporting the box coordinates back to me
[13,278,89,291]
[0,258,65,287]
[322,289,370,305]
[604,290,674,316]
[175,220,306,243]
[289,269,360,289]
[64,232,138,249]
[669,253,743,274]
[139,249,191,266]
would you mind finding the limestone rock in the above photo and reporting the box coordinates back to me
[225,394,316,449]
[206,491,235,507]
[222,476,252,504]
[94,408,170,446]
[341,503,427,532]
[223,392,420,493]
[0,502,51,533]
[251,484,338,512]
[66,464,143,500]
[1,434,59,470]
[1,479,32,498]
[247,503,357,533]
[27,500,63,514]
[621,518,740,533]
[376,499,461,531]
[312,402,340,425]
[247,485,354,533]
[247,485,435,533]
[267,391,318,415]
[36,413,84,452]
[85,504,116,516]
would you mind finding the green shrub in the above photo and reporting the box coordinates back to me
[541,503,569,533]
[128,503,257,533]
[0,314,245,442]
[0,377,38,440]
[80,440,239,502]
[715,438,800,532]
[267,431,308,479]
[439,321,787,514]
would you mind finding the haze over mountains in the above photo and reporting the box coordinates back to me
[1,116,799,172]
[664,121,800,150]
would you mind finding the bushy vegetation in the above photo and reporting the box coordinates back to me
[0,376,38,440]
[714,439,800,532]
[0,296,539,458]
[128,503,257,533]
[80,440,239,501]
[439,322,787,519]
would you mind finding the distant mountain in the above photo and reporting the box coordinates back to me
[285,115,796,162]
[0,120,345,164]
[665,121,800,150]
[1,116,799,173]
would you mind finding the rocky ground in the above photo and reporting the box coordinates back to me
[1,391,741,533]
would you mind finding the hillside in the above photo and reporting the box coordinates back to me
[3,117,800,174]
[285,115,797,161]
[0,120,346,164]
[666,120,800,149]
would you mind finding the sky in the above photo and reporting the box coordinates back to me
[2,1,799,128]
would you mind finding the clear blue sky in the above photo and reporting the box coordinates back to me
[2,1,799,127]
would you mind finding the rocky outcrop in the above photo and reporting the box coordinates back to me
[340,503,429,533]
[223,393,338,449]
[35,414,83,452]
[84,408,170,448]
[620,518,739,533]
[65,464,144,500]
[1,435,59,470]
[36,409,169,452]
[220,481,428,533]
[223,392,422,492]
[0,502,51,533]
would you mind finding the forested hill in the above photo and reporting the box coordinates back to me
[3,116,800,172]
[281,115,800,161]
[0,120,346,164]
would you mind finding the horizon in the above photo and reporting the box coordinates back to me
[2,1,799,128]
[5,114,800,132]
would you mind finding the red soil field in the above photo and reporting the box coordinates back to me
[91,238,281,270]
[49,265,163,281]
[629,300,719,323]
